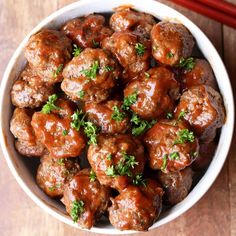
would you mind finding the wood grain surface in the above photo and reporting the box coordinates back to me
[0,0,235,235]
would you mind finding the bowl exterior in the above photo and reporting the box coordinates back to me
[0,0,234,234]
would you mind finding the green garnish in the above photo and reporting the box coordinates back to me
[81,61,99,79]
[71,110,86,131]
[152,45,158,51]
[92,39,100,48]
[89,170,97,182]
[191,151,199,158]
[132,174,146,187]
[161,154,168,171]
[77,90,85,99]
[178,57,195,71]
[167,52,174,58]
[174,129,195,145]
[122,91,138,110]
[62,130,68,136]
[71,200,85,223]
[105,165,117,177]
[72,44,82,57]
[53,64,63,78]
[111,106,126,122]
[48,186,56,191]
[41,94,61,114]
[58,158,66,165]
[144,72,150,78]
[107,154,113,160]
[135,43,145,56]
[178,111,187,120]
[104,65,114,72]
[169,152,180,160]
[166,112,173,120]
[83,121,98,145]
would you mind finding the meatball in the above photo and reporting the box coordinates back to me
[11,65,54,108]
[36,155,80,197]
[124,67,179,120]
[25,29,72,84]
[61,48,120,103]
[144,120,199,172]
[151,22,194,65]
[10,108,45,157]
[110,8,155,38]
[102,31,151,83]
[175,85,225,143]
[108,179,164,231]
[31,99,86,158]
[85,100,130,134]
[87,134,146,191]
[61,14,113,48]
[158,167,193,205]
[62,168,111,229]
[181,59,217,90]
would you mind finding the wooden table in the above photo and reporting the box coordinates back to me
[0,0,235,235]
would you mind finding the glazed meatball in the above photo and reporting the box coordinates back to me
[25,29,72,84]
[31,99,86,158]
[102,31,151,83]
[181,59,217,90]
[61,48,120,103]
[108,179,164,231]
[85,100,130,134]
[124,67,179,120]
[10,108,45,157]
[151,22,194,65]
[11,65,54,108]
[62,168,111,229]
[61,14,113,48]
[87,134,146,191]
[175,85,225,143]
[158,167,193,205]
[144,120,199,172]
[36,155,80,197]
[110,8,155,38]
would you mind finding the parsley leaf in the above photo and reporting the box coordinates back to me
[135,43,146,56]
[104,65,114,72]
[92,39,100,48]
[167,52,174,58]
[77,90,85,99]
[71,200,84,223]
[53,64,63,78]
[178,57,195,71]
[105,165,117,177]
[122,91,138,110]
[83,121,98,145]
[62,130,68,136]
[161,154,168,171]
[81,61,99,79]
[178,111,187,120]
[58,158,66,165]
[71,110,86,131]
[89,170,97,182]
[72,44,82,57]
[41,94,61,114]
[48,186,56,191]
[166,112,173,120]
[174,129,195,145]
[133,174,146,187]
[144,72,150,78]
[107,154,113,160]
[169,152,180,160]
[111,106,126,122]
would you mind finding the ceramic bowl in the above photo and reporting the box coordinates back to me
[0,0,234,234]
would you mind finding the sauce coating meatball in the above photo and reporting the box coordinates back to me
[144,120,199,172]
[31,99,86,158]
[87,134,146,191]
[61,48,120,103]
[102,31,151,83]
[108,179,164,231]
[181,59,217,90]
[124,67,179,120]
[175,85,225,143]
[151,22,194,65]
[62,168,111,229]
[85,100,130,134]
[61,14,113,48]
[36,155,80,197]
[110,8,155,38]
[25,29,72,84]
[158,167,193,205]
[10,108,45,157]
[11,65,54,108]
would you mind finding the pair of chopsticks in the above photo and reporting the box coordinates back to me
[169,0,236,29]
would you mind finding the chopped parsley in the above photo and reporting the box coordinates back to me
[111,106,126,122]
[122,91,138,110]
[104,65,114,72]
[133,174,146,187]
[58,158,66,165]
[161,154,168,171]
[178,57,195,71]
[71,200,84,223]
[72,44,82,57]
[152,45,159,51]
[169,152,180,160]
[166,112,173,119]
[174,129,195,145]
[53,64,63,78]
[107,154,113,160]
[105,165,117,177]
[81,61,99,79]
[178,111,187,120]
[71,110,86,131]
[92,39,100,48]
[41,94,61,114]
[135,43,145,56]
[77,90,85,99]
[89,170,97,182]
[167,52,174,58]
[48,186,56,191]
[62,130,68,136]
[144,72,150,78]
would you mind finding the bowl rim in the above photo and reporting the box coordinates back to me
[0,0,234,234]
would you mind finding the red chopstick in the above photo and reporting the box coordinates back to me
[169,0,236,29]
[196,0,236,18]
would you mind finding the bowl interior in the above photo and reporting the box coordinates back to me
[0,0,234,234]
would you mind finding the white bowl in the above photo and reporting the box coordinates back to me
[0,0,234,234]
